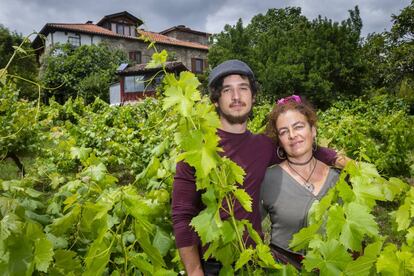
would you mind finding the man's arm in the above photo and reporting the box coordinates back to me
[172,161,204,275]
[178,246,203,276]
[315,147,351,169]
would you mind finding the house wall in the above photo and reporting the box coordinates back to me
[45,31,102,48]
[101,37,208,71]
[164,30,209,46]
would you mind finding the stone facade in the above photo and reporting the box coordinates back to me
[101,36,207,70]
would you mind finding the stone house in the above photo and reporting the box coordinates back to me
[32,11,210,104]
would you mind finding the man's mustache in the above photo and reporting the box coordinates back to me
[229,100,246,108]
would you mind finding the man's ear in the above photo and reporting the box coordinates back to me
[312,126,317,139]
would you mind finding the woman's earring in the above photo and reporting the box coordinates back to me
[312,137,318,152]
[277,146,286,160]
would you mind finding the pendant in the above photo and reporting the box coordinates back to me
[304,182,315,192]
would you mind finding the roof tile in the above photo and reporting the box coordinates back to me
[45,23,208,50]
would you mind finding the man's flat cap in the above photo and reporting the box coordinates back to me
[208,59,254,87]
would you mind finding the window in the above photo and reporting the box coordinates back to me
[192,58,205,74]
[68,35,80,47]
[129,51,142,63]
[124,74,164,93]
[116,24,124,35]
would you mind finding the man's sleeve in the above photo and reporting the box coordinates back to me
[314,146,337,166]
[171,161,203,248]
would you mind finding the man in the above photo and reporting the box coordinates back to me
[172,60,339,275]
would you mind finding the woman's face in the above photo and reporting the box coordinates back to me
[276,109,316,158]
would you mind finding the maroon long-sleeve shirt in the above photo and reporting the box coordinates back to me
[172,129,336,249]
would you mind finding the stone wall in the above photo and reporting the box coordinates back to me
[101,37,208,71]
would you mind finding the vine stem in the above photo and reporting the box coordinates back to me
[213,167,245,253]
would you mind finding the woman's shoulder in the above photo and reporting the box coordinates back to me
[262,165,284,189]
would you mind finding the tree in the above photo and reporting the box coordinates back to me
[0,24,38,100]
[208,7,367,108]
[40,43,127,104]
[361,1,414,105]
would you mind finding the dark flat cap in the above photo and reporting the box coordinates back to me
[208,59,254,88]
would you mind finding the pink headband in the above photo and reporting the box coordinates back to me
[277,95,302,105]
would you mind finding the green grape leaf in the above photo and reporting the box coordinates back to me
[154,268,178,276]
[308,188,335,225]
[303,239,352,275]
[336,174,355,203]
[256,244,280,268]
[179,130,220,178]
[290,222,322,251]
[386,177,409,200]
[190,208,220,244]
[326,204,346,240]
[129,253,154,275]
[235,248,254,271]
[34,237,54,272]
[219,265,234,276]
[82,163,107,182]
[49,204,81,236]
[244,220,263,246]
[52,250,82,275]
[233,188,252,212]
[179,71,201,102]
[220,220,237,244]
[340,202,378,251]
[1,213,23,240]
[83,235,112,276]
[344,240,383,276]
[146,49,168,68]
[406,227,414,246]
[152,227,173,257]
[70,146,91,162]
[163,85,193,117]
[214,243,235,266]
[392,198,411,231]
[376,244,402,275]
[134,222,166,267]
[227,158,246,185]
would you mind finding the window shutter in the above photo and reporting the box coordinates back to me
[191,58,196,73]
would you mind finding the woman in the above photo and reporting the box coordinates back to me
[260,95,340,270]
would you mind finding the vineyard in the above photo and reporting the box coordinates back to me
[1,44,414,275]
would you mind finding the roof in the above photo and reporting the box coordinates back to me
[117,61,188,75]
[160,25,211,37]
[96,11,143,27]
[32,22,209,51]
[138,29,208,50]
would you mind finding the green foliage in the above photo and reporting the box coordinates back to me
[362,1,414,103]
[318,95,414,177]
[0,24,38,100]
[290,161,413,275]
[39,43,127,104]
[2,25,414,275]
[209,7,366,108]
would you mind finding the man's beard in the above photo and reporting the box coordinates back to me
[217,103,252,125]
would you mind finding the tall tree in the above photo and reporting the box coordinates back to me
[0,24,38,100]
[208,7,366,108]
[362,1,414,104]
[40,43,127,104]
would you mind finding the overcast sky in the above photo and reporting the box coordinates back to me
[0,0,410,40]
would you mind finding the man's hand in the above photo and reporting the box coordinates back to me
[178,245,204,276]
[335,153,352,169]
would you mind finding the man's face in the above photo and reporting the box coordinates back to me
[215,74,254,125]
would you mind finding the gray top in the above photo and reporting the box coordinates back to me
[260,164,339,253]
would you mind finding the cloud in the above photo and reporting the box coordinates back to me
[0,0,410,38]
